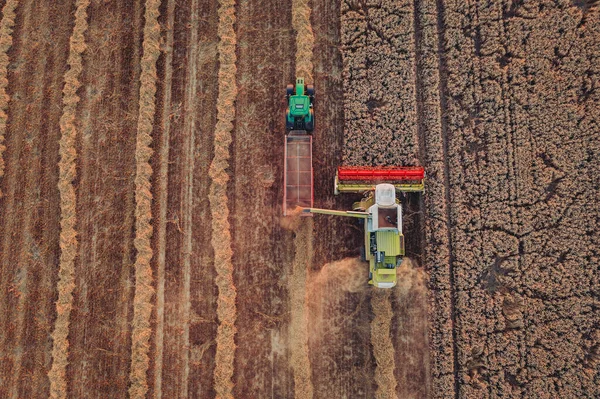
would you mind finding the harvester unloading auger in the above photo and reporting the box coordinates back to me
[303,167,425,288]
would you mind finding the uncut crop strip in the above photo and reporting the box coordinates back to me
[371,290,397,399]
[128,0,160,397]
[210,0,237,397]
[0,0,17,196]
[153,0,175,395]
[290,0,315,397]
[47,1,89,398]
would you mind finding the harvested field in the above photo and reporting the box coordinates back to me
[0,0,598,398]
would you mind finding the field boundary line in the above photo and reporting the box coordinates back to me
[128,0,161,397]
[210,0,238,397]
[0,0,18,196]
[153,0,175,396]
[47,1,90,398]
[371,290,397,398]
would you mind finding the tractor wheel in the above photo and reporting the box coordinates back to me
[305,109,314,132]
[306,84,314,96]
[286,84,294,96]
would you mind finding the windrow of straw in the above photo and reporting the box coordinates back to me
[47,2,90,398]
[292,0,314,83]
[289,219,314,399]
[210,0,238,397]
[0,0,18,197]
[371,290,397,399]
[128,0,161,397]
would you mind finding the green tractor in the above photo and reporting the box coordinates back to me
[286,77,314,132]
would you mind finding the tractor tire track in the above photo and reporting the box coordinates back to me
[177,0,199,397]
[151,0,175,396]
[47,1,89,398]
[128,0,161,397]
[0,0,18,196]
[210,0,237,396]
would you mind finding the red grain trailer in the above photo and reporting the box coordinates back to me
[283,131,313,216]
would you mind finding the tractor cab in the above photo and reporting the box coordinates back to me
[286,77,314,132]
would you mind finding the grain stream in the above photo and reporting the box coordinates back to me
[0,0,18,196]
[210,0,237,397]
[47,1,89,398]
[128,0,160,397]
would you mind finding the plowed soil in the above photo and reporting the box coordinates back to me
[0,1,598,398]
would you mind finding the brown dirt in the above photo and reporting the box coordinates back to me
[0,1,599,398]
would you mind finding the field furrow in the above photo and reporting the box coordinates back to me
[150,0,175,396]
[47,1,89,398]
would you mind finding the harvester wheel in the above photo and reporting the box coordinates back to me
[286,84,294,96]
[360,247,366,262]
[306,84,314,97]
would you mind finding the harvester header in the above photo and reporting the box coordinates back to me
[335,166,425,194]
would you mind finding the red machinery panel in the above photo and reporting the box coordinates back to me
[337,166,425,181]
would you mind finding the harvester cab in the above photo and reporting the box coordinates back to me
[286,77,314,132]
[302,166,425,289]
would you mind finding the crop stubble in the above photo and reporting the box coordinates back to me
[0,0,71,397]
[66,1,142,396]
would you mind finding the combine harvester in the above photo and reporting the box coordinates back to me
[282,78,424,288]
[303,167,424,288]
